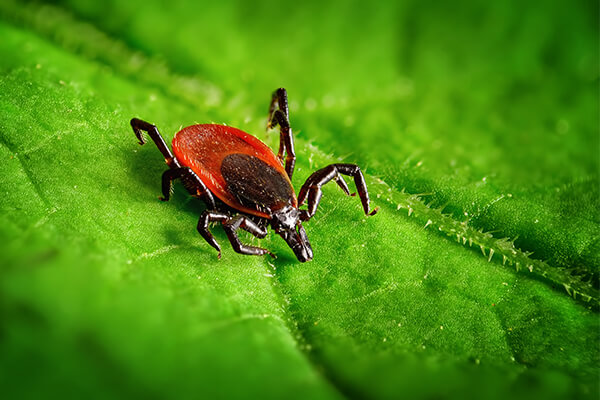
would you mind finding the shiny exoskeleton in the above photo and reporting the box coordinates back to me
[130,88,377,262]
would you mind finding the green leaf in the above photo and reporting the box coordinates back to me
[0,1,598,399]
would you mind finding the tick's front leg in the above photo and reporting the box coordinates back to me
[223,215,274,258]
[197,211,273,258]
[298,164,379,221]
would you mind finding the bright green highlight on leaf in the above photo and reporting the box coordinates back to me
[0,0,598,399]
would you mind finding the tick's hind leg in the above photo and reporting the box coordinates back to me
[298,164,379,221]
[130,118,180,169]
[197,211,274,258]
[160,167,216,209]
[267,88,296,179]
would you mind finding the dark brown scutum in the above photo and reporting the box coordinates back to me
[221,153,294,214]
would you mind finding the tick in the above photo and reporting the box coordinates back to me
[130,88,378,262]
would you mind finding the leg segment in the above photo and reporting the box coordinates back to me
[160,167,216,209]
[131,119,216,209]
[267,88,296,179]
[223,215,274,257]
[130,118,181,169]
[197,211,273,258]
[197,211,229,257]
[298,164,379,220]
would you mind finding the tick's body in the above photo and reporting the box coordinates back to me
[131,88,377,262]
[173,124,295,218]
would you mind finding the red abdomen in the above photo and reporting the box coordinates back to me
[172,124,296,218]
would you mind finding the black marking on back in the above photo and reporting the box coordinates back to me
[221,153,293,214]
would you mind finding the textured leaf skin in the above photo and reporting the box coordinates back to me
[0,1,598,399]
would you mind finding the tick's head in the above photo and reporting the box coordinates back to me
[271,205,313,262]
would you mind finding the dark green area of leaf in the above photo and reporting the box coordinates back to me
[0,1,598,399]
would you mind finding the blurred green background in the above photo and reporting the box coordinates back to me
[0,0,598,399]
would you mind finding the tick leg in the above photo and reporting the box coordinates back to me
[250,215,270,231]
[223,215,274,258]
[267,88,296,179]
[298,164,379,221]
[160,167,216,209]
[197,211,273,258]
[197,211,229,258]
[130,118,181,169]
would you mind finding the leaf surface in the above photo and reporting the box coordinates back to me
[0,1,598,399]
